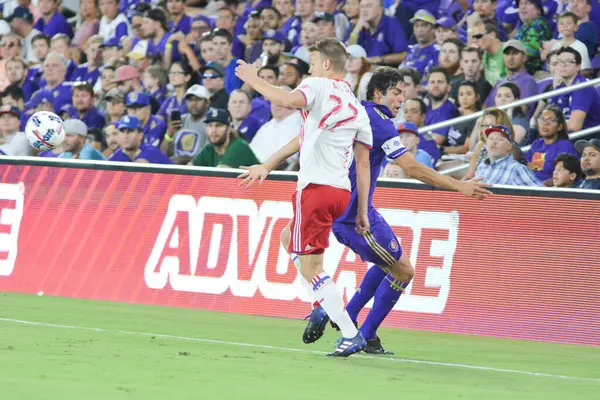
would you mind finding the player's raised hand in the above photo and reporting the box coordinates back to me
[238,164,269,188]
[355,212,370,235]
[235,59,258,84]
[458,177,493,200]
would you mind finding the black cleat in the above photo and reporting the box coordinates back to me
[364,336,395,355]
[329,319,358,332]
[302,305,330,344]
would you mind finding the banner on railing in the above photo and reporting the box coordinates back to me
[1,163,599,345]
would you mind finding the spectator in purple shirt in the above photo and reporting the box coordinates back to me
[527,105,579,184]
[403,97,442,164]
[346,0,408,66]
[143,8,177,69]
[40,52,72,112]
[425,67,460,146]
[34,0,74,39]
[276,0,296,35]
[547,46,600,132]
[485,39,537,115]
[259,7,283,31]
[401,10,439,76]
[48,34,77,82]
[70,35,103,86]
[5,58,38,102]
[125,91,167,147]
[167,0,192,35]
[72,81,106,130]
[109,115,173,164]
[157,61,197,121]
[285,0,315,46]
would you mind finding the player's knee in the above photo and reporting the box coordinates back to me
[389,256,414,282]
[402,263,415,282]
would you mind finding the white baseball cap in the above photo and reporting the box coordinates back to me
[346,44,367,59]
[63,119,88,137]
[185,84,210,100]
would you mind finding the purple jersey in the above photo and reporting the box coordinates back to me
[426,99,459,137]
[70,64,102,86]
[169,15,192,35]
[157,94,188,121]
[527,138,578,181]
[238,116,261,141]
[79,107,107,130]
[402,43,439,76]
[358,15,408,57]
[33,12,74,38]
[46,82,73,113]
[549,74,600,129]
[143,115,167,147]
[109,143,172,164]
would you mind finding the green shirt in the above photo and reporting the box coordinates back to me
[483,44,507,85]
[192,136,260,168]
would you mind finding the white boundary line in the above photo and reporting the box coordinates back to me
[1,317,598,383]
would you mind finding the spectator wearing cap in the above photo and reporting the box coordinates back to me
[402,97,442,164]
[142,65,168,108]
[191,107,260,168]
[105,88,126,122]
[401,10,439,76]
[214,8,246,60]
[70,35,104,86]
[426,67,459,146]
[162,84,210,164]
[312,12,337,39]
[109,115,173,164]
[103,121,120,158]
[343,45,372,102]
[383,122,434,179]
[547,47,600,132]
[95,64,118,112]
[552,153,583,188]
[434,17,459,45]
[72,0,100,50]
[121,3,149,53]
[59,103,77,120]
[471,21,506,85]
[575,138,600,189]
[0,105,31,157]
[347,0,408,67]
[99,0,130,43]
[202,61,230,109]
[34,0,73,38]
[5,58,37,102]
[167,0,192,35]
[250,86,302,166]
[278,62,304,89]
[315,0,350,41]
[40,52,73,112]
[113,65,143,96]
[125,91,167,147]
[228,89,261,141]
[58,119,106,160]
[450,46,492,103]
[211,29,245,94]
[527,105,578,184]
[568,0,597,61]
[100,37,124,64]
[72,81,106,129]
[285,0,315,46]
[157,61,196,121]
[7,6,41,64]
[260,29,287,67]
[126,39,160,73]
[475,125,543,186]
[485,39,537,115]
[513,0,551,75]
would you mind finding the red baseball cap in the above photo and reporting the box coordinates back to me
[113,65,140,83]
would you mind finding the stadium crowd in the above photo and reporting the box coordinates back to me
[0,0,599,189]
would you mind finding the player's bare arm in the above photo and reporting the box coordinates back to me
[235,60,307,109]
[238,136,300,188]
[395,152,493,200]
[353,142,371,233]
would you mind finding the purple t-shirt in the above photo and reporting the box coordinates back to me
[527,138,579,181]
[549,74,600,130]
[109,143,173,164]
[485,71,537,108]
[45,82,73,113]
[70,64,102,86]
[79,107,106,130]
[143,115,167,147]
[402,43,439,76]
[169,15,192,35]
[34,12,74,38]
[358,15,408,57]
[238,116,261,141]
[157,94,188,122]
[426,99,459,137]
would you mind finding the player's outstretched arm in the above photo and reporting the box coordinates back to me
[353,142,371,233]
[238,136,300,188]
[235,60,306,109]
[395,152,493,200]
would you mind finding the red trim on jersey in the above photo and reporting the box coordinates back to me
[354,139,373,149]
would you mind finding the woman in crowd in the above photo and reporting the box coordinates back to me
[493,81,529,145]
[228,89,261,141]
[344,44,372,102]
[157,61,198,121]
[442,81,480,157]
[142,65,168,107]
[72,0,100,57]
[527,105,578,185]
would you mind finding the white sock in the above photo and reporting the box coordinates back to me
[291,255,320,308]
[310,272,358,338]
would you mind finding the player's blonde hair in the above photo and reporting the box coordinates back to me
[308,38,348,73]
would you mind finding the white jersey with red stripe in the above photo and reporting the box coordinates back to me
[293,77,373,191]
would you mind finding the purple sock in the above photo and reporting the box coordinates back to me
[346,265,387,323]
[360,274,408,340]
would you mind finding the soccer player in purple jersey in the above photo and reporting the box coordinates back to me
[301,67,492,353]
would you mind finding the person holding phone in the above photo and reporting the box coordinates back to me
[156,61,199,121]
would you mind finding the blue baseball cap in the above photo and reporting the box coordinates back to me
[203,61,225,77]
[24,89,54,109]
[125,91,150,108]
[118,115,142,130]
[262,29,286,44]
[192,15,212,27]
[7,6,33,23]
[436,16,457,29]
[204,108,232,125]
[397,122,419,135]
[100,37,122,49]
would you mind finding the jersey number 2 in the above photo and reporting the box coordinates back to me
[318,95,358,132]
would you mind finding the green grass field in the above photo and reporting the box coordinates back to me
[1,292,599,399]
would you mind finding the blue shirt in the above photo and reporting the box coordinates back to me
[426,99,459,137]
[415,148,434,169]
[79,107,107,130]
[33,12,74,38]
[143,115,167,147]
[225,58,244,94]
[417,132,441,164]
[527,138,578,181]
[249,96,271,125]
[70,64,102,86]
[549,74,600,130]
[402,43,439,76]
[475,154,543,186]
[579,178,600,190]
[157,94,188,121]
[109,143,173,164]
[169,15,192,35]
[58,143,106,160]
[358,15,408,57]
[337,101,408,224]
[238,116,261,141]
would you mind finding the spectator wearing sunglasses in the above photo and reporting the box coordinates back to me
[202,61,229,110]
[470,20,506,85]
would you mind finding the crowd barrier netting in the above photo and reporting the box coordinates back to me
[1,159,599,346]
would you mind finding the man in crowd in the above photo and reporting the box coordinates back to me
[71,35,104,86]
[426,67,459,146]
[109,115,172,164]
[261,29,287,67]
[0,105,30,156]
[7,6,41,63]
[383,122,434,178]
[40,52,72,112]
[471,21,506,85]
[105,88,126,123]
[403,97,441,164]
[203,61,230,109]
[58,119,106,160]
[575,139,600,189]
[401,10,439,76]
[72,82,106,130]
[212,28,244,93]
[49,33,76,81]
[34,0,73,38]
[125,91,167,147]
[315,0,350,41]
[450,46,492,102]
[312,12,338,40]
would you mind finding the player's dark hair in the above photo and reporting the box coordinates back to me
[497,81,525,118]
[559,11,578,24]
[258,64,279,77]
[211,27,234,44]
[366,66,405,101]
[308,38,347,73]
[542,104,569,141]
[31,33,51,46]
[557,46,582,65]
[461,46,482,61]
[457,81,481,111]
[171,60,200,89]
[398,67,422,86]
[428,66,450,84]
[2,84,25,102]
[554,153,583,179]
[406,97,427,116]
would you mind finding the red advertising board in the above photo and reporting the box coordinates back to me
[1,163,599,346]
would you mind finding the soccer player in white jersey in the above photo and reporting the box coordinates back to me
[236,38,373,357]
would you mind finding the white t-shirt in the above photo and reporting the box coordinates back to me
[99,13,130,42]
[552,39,591,70]
[0,132,33,157]
[293,77,373,191]
[250,110,302,163]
